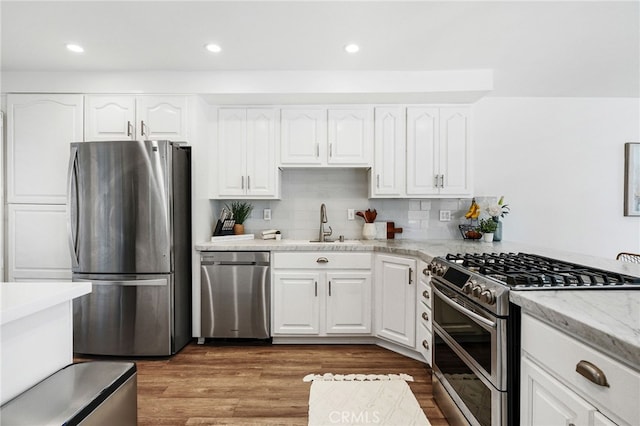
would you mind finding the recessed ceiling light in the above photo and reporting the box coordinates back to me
[205,43,222,53]
[65,43,84,53]
[344,44,360,54]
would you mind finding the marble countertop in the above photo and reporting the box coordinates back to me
[198,237,640,370]
[1,282,92,325]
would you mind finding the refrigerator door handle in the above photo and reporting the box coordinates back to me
[67,146,80,268]
[81,278,168,287]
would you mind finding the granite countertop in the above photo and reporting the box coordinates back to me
[196,237,640,370]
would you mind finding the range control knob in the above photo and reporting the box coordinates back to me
[461,281,474,295]
[480,289,497,305]
[472,284,486,298]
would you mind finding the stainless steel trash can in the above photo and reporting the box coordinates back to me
[0,361,137,425]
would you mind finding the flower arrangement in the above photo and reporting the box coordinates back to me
[486,196,510,221]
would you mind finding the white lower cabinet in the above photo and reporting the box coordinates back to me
[521,313,639,426]
[374,254,416,348]
[7,204,71,281]
[272,252,372,336]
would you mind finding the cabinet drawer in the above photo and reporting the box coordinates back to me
[416,322,432,366]
[273,252,371,269]
[522,314,640,424]
[418,277,431,308]
[418,304,432,333]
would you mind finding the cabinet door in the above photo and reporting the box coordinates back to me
[85,95,136,141]
[325,272,372,334]
[371,107,405,197]
[7,204,71,281]
[521,356,597,426]
[272,272,321,335]
[280,109,326,165]
[7,94,84,204]
[246,109,278,197]
[406,107,439,196]
[217,109,247,196]
[327,108,372,166]
[136,95,188,140]
[439,107,471,196]
[375,254,416,347]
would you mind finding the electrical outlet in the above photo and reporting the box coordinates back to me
[348,209,355,220]
[439,210,451,221]
[263,208,271,221]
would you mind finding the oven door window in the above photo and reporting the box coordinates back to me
[435,332,495,426]
[433,283,500,386]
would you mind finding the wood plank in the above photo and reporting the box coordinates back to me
[77,342,449,425]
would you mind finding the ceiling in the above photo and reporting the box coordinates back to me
[1,1,639,97]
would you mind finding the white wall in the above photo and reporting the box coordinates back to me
[473,97,640,258]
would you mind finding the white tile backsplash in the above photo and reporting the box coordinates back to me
[217,169,473,241]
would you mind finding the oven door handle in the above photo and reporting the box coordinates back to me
[432,285,497,330]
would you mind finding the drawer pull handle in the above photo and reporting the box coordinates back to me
[316,257,329,264]
[576,360,610,387]
[422,340,429,349]
[422,312,429,321]
[422,290,430,299]
[409,268,413,285]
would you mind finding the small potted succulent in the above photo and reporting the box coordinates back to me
[479,218,498,242]
[226,201,253,235]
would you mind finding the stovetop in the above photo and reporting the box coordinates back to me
[444,252,640,289]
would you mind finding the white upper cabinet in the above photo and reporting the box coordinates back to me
[7,94,84,204]
[327,108,372,165]
[370,105,471,198]
[215,108,279,199]
[85,95,189,141]
[406,106,471,197]
[370,107,406,197]
[280,107,372,167]
[280,108,326,166]
[84,96,136,140]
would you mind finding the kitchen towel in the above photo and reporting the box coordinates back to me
[305,373,431,426]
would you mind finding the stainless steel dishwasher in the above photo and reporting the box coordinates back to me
[200,251,270,339]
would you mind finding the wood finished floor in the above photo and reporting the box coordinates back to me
[79,342,449,425]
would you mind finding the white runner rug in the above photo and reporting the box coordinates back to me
[305,374,431,426]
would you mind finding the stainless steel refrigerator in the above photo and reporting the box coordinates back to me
[68,140,191,356]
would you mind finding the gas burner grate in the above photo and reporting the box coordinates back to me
[444,252,640,289]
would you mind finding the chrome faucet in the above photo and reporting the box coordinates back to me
[318,203,333,242]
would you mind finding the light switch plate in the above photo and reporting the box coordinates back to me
[348,209,355,220]
[263,208,271,221]
[439,210,451,221]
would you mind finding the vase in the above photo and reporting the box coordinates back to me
[493,219,502,242]
[362,223,376,240]
[233,224,244,235]
[483,232,494,242]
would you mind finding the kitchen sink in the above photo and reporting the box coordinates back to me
[280,239,362,245]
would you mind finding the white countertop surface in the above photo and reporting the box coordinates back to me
[0,282,92,325]
[197,237,640,370]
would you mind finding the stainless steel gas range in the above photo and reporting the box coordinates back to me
[427,252,640,426]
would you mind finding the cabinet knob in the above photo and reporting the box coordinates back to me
[316,257,329,263]
[421,312,429,321]
[576,360,610,387]
[422,340,429,349]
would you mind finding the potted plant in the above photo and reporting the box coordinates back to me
[226,201,253,235]
[479,218,498,242]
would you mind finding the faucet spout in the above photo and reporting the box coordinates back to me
[318,203,332,242]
